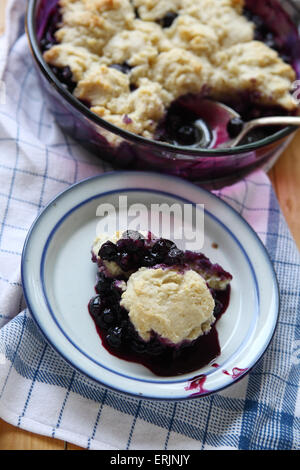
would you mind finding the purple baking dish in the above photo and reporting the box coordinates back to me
[25,0,300,189]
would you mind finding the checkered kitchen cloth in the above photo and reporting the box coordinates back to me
[0,0,299,450]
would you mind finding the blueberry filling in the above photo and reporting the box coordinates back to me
[109,63,133,74]
[106,326,124,348]
[49,65,77,93]
[95,272,113,295]
[152,238,176,256]
[98,240,120,262]
[99,236,184,271]
[157,103,213,148]
[40,37,56,51]
[240,128,269,145]
[159,12,178,28]
[89,281,231,376]
[109,63,137,95]
[39,9,61,52]
[121,230,145,240]
[176,125,200,145]
[39,8,79,93]
[97,234,233,280]
[89,233,232,376]
[129,83,137,92]
[88,295,103,320]
[243,7,292,64]
[212,299,223,319]
[227,117,245,138]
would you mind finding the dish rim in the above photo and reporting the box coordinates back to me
[25,0,297,159]
[21,170,280,400]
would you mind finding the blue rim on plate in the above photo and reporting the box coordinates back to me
[40,189,260,384]
[21,171,280,400]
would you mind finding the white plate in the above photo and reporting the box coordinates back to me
[21,171,279,400]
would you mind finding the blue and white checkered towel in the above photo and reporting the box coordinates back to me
[0,0,299,450]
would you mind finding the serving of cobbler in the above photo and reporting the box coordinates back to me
[88,230,232,376]
[40,0,299,148]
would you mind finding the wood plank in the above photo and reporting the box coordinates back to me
[268,130,300,250]
[66,443,84,450]
[0,419,65,450]
[0,0,6,35]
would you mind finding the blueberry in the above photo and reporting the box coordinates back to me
[165,247,184,265]
[167,112,185,134]
[110,285,122,300]
[161,102,212,147]
[40,38,53,51]
[264,32,277,50]
[50,65,59,76]
[98,241,119,261]
[117,237,144,254]
[253,29,264,41]
[176,124,202,146]
[152,239,175,256]
[280,53,291,64]
[96,307,117,329]
[60,66,73,82]
[121,230,144,240]
[109,63,132,74]
[88,296,103,319]
[119,251,132,271]
[244,10,269,40]
[119,310,130,323]
[213,299,223,319]
[122,319,135,337]
[243,128,268,144]
[95,273,112,294]
[227,117,244,138]
[251,14,265,30]
[131,338,147,354]
[143,253,158,267]
[147,339,165,356]
[106,326,123,349]
[151,239,180,264]
[160,12,178,28]
[243,8,253,21]
[45,31,57,46]
[50,65,76,93]
[130,83,137,92]
[103,289,123,309]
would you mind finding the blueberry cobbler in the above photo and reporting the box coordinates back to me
[41,0,299,148]
[88,230,232,376]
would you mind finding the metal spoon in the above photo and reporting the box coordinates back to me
[217,102,300,148]
[228,115,300,147]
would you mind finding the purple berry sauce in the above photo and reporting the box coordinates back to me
[88,232,232,377]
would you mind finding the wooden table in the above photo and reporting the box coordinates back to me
[0,2,299,451]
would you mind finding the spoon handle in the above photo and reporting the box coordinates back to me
[230,115,300,147]
[250,116,300,127]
